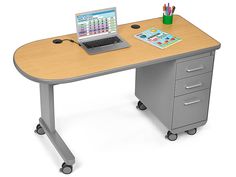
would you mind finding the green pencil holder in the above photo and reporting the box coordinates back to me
[163,14,173,24]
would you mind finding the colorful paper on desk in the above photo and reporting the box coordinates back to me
[135,27,182,49]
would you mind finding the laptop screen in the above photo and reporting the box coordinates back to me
[76,8,117,40]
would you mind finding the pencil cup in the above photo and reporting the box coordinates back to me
[163,14,173,24]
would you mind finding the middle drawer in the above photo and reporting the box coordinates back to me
[175,72,212,96]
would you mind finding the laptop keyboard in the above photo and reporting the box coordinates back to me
[83,36,122,49]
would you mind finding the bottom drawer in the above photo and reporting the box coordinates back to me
[172,89,210,129]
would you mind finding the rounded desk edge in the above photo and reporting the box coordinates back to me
[13,43,220,85]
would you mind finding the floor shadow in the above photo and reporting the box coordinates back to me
[131,100,168,136]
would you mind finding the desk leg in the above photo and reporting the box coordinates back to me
[36,83,75,174]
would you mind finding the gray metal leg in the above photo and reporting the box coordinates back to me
[38,83,75,166]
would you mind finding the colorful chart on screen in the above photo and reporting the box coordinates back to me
[76,9,117,39]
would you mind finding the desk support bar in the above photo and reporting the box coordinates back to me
[40,84,55,132]
[39,83,75,166]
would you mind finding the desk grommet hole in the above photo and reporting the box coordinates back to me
[131,24,141,29]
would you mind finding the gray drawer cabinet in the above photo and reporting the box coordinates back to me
[135,52,215,141]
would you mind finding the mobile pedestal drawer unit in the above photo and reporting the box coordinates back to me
[135,52,215,141]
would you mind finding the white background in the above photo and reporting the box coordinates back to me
[0,0,235,176]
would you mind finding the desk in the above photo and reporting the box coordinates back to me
[14,15,220,174]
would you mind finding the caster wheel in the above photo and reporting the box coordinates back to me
[166,131,178,141]
[136,101,147,110]
[60,162,73,174]
[34,124,45,135]
[186,128,197,135]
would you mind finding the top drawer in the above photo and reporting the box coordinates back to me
[176,56,214,79]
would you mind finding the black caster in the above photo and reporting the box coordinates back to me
[60,162,73,174]
[186,128,197,135]
[34,124,45,135]
[136,101,147,110]
[166,131,178,141]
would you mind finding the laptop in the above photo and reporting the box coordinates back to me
[75,7,130,55]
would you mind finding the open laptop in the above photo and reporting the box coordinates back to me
[75,7,130,55]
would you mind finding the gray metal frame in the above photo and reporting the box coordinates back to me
[39,83,75,166]
[36,51,217,165]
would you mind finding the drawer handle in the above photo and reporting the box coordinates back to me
[186,66,204,73]
[185,83,203,89]
[184,100,201,106]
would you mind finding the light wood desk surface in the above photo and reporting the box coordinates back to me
[14,15,220,84]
